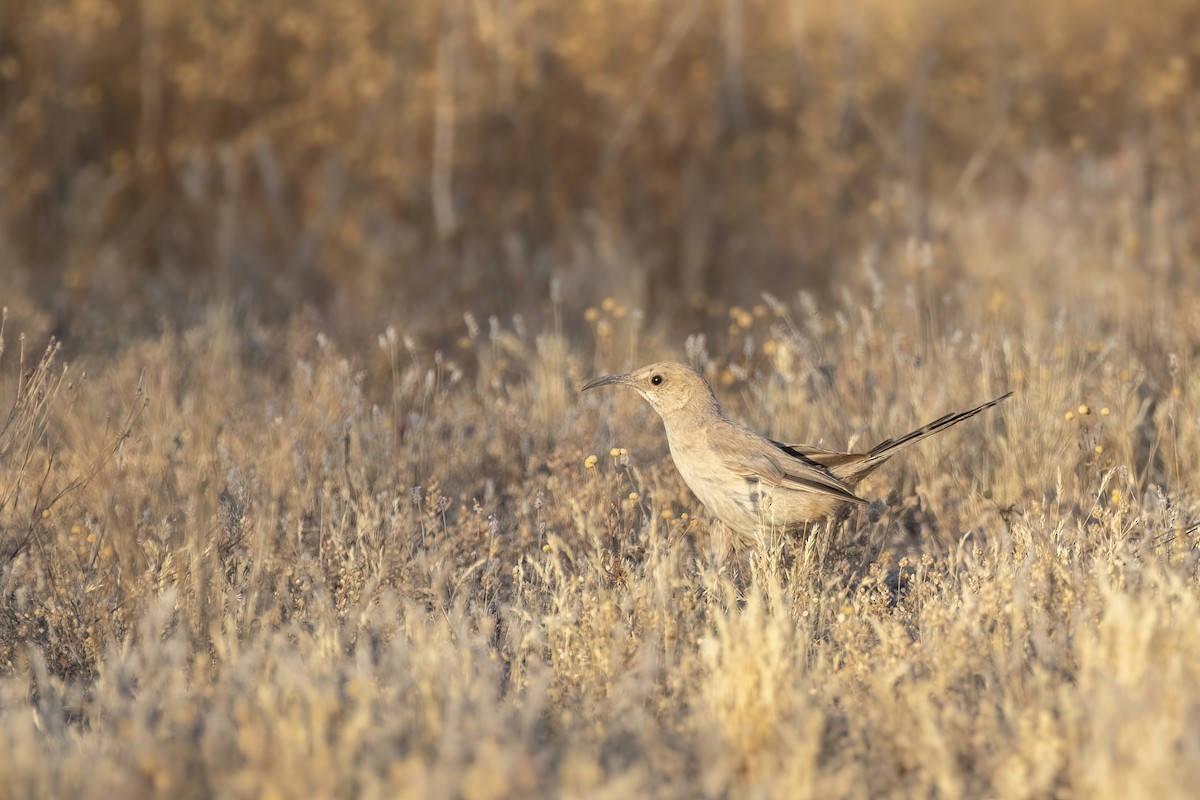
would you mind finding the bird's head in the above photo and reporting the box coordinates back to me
[581,361,719,419]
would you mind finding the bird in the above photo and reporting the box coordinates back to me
[582,362,1010,551]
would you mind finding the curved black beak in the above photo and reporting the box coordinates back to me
[581,374,631,392]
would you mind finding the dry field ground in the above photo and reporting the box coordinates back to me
[1,0,1199,797]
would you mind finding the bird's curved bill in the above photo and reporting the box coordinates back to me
[581,374,631,392]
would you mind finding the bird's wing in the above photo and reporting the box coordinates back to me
[728,432,867,505]
[769,440,867,471]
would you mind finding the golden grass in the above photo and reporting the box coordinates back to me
[1,0,1200,796]
[2,209,1199,794]
[1,0,1197,324]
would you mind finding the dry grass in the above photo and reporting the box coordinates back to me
[2,0,1197,333]
[2,0,1200,797]
[2,238,1198,796]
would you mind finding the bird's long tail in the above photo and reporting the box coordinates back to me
[837,391,1013,484]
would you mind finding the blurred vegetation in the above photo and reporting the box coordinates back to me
[1,0,1197,344]
[1,238,1199,796]
[2,2,1200,795]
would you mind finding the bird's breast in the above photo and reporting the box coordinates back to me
[666,433,769,537]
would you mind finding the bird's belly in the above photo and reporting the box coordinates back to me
[689,476,765,536]
[672,450,845,539]
[670,453,774,538]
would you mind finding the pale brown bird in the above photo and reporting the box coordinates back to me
[582,362,1010,549]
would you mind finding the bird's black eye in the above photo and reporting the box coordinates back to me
[651,374,663,386]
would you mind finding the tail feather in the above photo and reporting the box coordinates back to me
[771,392,1013,485]
[859,391,1008,465]
[837,391,1012,483]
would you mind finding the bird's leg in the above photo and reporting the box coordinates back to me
[705,520,751,602]
[706,519,734,572]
